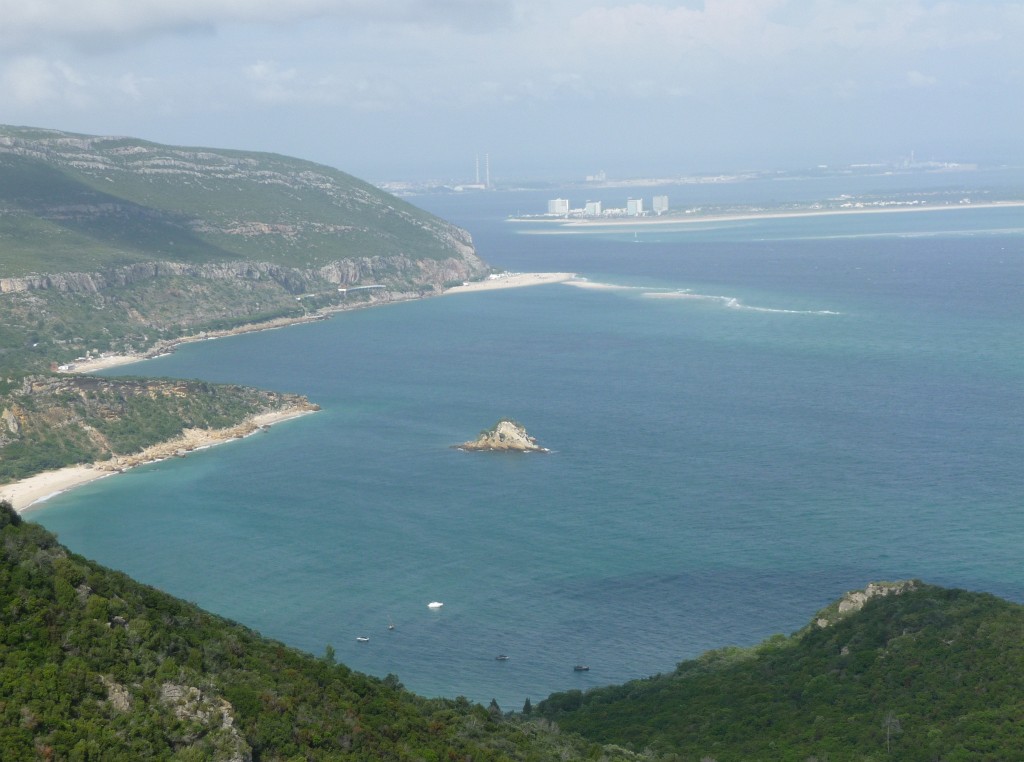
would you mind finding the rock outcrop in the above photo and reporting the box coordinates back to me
[813,580,919,629]
[456,419,549,452]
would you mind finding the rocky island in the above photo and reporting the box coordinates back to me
[456,419,549,452]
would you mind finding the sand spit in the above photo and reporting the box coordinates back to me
[511,200,1024,230]
[3,406,317,514]
[442,272,576,294]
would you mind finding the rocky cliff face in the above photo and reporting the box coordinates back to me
[0,253,485,296]
[457,419,549,452]
[812,580,919,629]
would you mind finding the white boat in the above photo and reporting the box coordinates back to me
[427,601,444,609]
[356,636,370,642]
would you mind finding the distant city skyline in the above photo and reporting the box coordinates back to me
[2,1,1022,182]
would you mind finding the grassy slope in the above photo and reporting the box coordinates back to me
[0,126,467,275]
[537,584,1024,761]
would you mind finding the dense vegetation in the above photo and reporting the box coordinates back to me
[538,583,1024,761]
[0,375,312,483]
[0,501,644,761]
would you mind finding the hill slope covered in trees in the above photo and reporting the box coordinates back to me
[538,582,1024,761]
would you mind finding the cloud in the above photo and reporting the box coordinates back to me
[0,0,515,52]
[1,57,89,107]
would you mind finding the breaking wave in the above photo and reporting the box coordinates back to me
[564,279,840,314]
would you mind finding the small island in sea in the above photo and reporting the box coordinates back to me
[456,419,549,453]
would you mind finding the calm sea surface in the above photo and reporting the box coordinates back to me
[31,172,1024,709]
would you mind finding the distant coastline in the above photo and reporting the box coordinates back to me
[508,199,1024,231]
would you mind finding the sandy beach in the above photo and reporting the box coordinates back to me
[3,406,316,514]
[443,271,577,294]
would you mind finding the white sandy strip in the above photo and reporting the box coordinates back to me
[2,407,316,514]
[443,272,576,294]
[512,200,1024,229]
[62,354,150,373]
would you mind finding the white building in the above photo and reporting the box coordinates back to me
[547,198,570,215]
[584,200,602,216]
[626,198,644,216]
[653,195,669,215]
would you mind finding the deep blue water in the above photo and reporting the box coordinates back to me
[30,174,1024,709]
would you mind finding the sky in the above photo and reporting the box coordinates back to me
[1,0,1023,182]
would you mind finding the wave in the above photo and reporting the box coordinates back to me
[562,279,648,291]
[565,279,839,314]
[643,289,840,315]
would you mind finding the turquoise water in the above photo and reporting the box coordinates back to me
[31,179,1024,709]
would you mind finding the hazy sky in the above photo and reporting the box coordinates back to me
[2,0,1023,182]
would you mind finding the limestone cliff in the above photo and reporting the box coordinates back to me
[457,419,549,452]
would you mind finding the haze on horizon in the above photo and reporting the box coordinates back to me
[1,0,1022,183]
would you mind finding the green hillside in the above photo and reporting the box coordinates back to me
[0,126,489,373]
[538,582,1024,761]
[0,126,472,273]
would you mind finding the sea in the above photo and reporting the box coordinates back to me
[29,169,1024,711]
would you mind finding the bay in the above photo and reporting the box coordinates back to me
[31,174,1024,709]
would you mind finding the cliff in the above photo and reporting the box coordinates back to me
[457,419,549,452]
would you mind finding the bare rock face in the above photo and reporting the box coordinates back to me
[457,419,548,452]
[813,580,918,629]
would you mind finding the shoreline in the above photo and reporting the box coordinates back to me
[3,406,316,514]
[13,271,573,507]
[65,272,576,373]
[508,199,1024,230]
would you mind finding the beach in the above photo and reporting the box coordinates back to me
[8,271,573,510]
[3,406,316,513]
[64,274,574,373]
[442,271,577,293]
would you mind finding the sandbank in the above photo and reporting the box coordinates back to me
[511,200,1024,231]
[443,272,576,294]
[3,406,316,514]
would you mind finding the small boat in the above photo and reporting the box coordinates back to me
[573,665,590,672]
[495,654,510,661]
[356,636,370,642]
[387,617,395,631]
[427,601,444,609]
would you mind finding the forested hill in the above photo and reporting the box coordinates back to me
[0,125,489,373]
[538,581,1024,761]
[4,504,1023,761]
[0,501,643,761]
